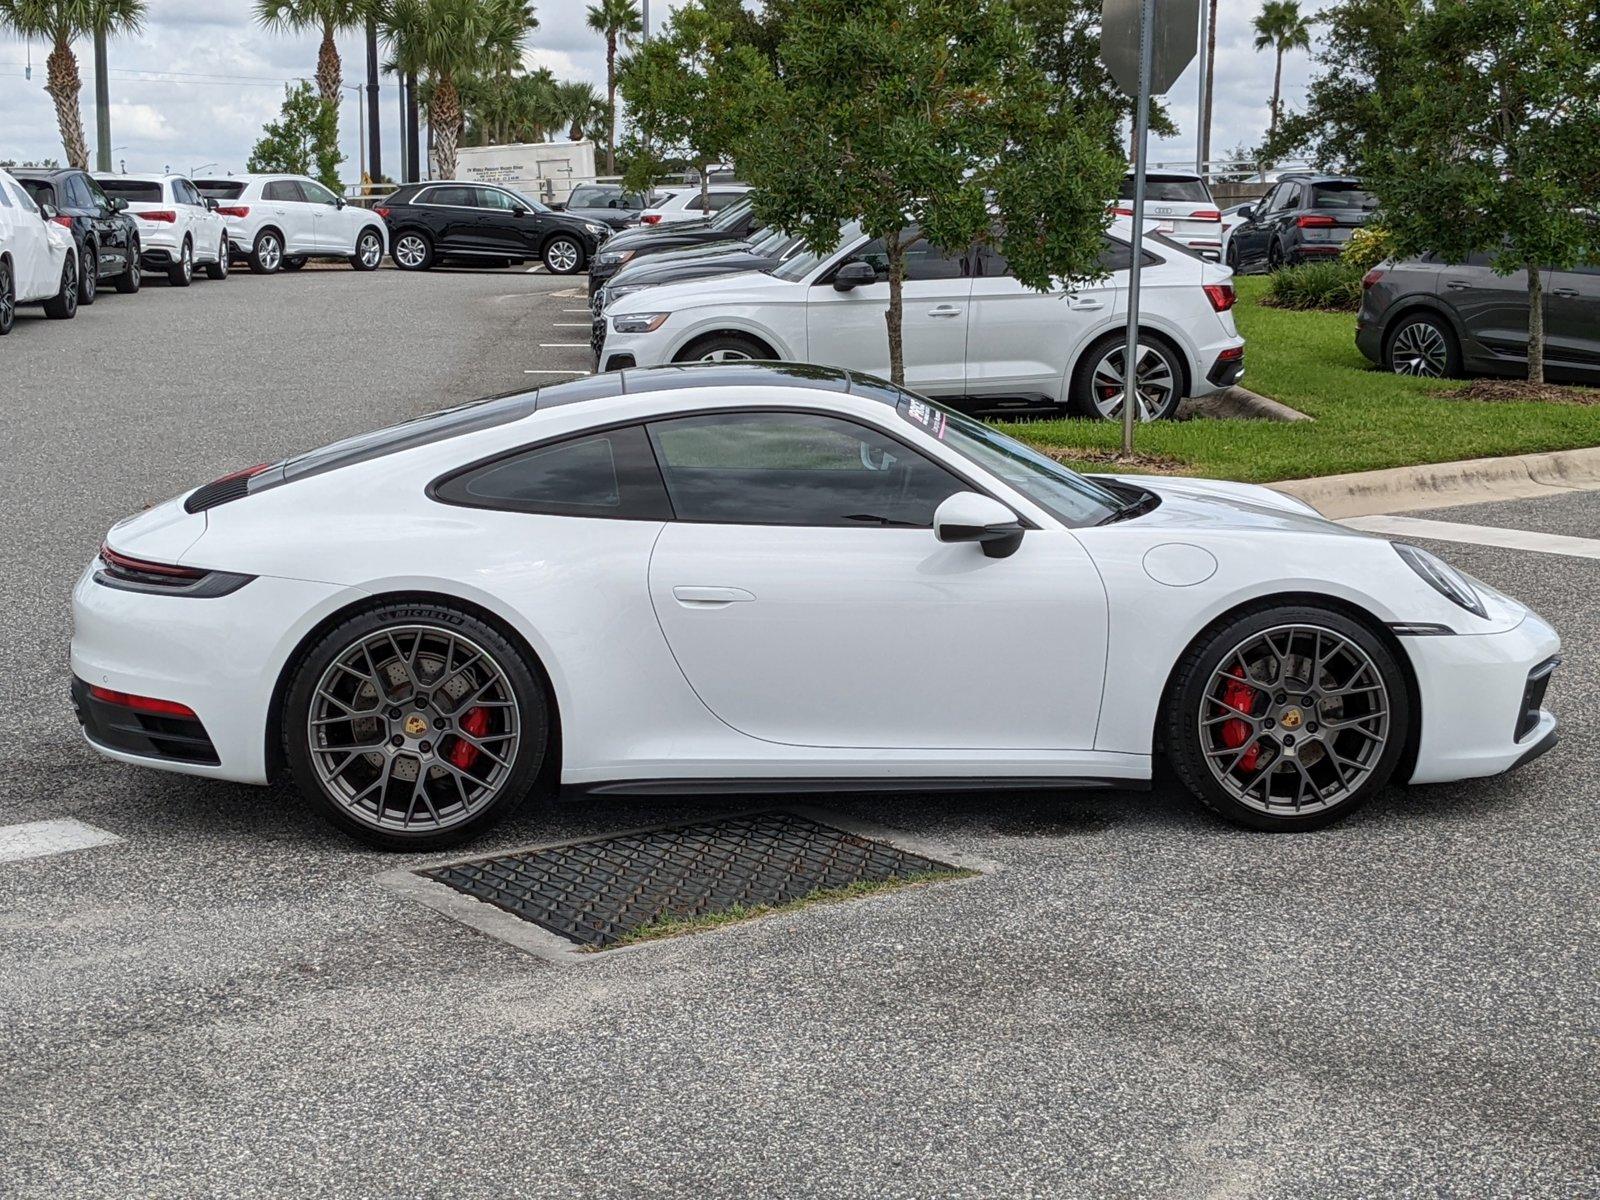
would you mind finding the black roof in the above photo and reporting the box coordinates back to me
[531,361,912,409]
[8,167,75,180]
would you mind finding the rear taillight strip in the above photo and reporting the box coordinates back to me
[95,544,255,598]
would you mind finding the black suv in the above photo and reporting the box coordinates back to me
[376,183,612,274]
[587,193,762,295]
[560,183,645,231]
[12,167,141,303]
[1357,254,1600,382]
[1226,174,1378,273]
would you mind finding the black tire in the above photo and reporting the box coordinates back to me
[78,243,98,304]
[541,235,585,274]
[169,238,193,287]
[205,236,230,280]
[0,257,14,335]
[282,601,551,851]
[349,227,384,271]
[1383,312,1461,379]
[1266,239,1286,272]
[113,240,141,293]
[42,255,78,319]
[1224,237,1241,273]
[1164,603,1411,832]
[1067,332,1185,421]
[281,255,308,272]
[673,332,773,364]
[392,230,433,270]
[249,230,283,274]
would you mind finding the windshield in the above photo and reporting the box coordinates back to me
[1119,176,1213,204]
[98,179,163,203]
[768,220,863,282]
[1310,183,1378,212]
[708,194,752,231]
[508,189,551,213]
[194,180,245,199]
[896,395,1123,527]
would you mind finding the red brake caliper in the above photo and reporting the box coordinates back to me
[1219,679,1262,771]
[448,706,491,771]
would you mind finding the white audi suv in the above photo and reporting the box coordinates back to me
[95,173,230,286]
[193,174,387,274]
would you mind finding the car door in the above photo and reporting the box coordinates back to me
[805,235,973,397]
[260,179,313,252]
[175,178,221,257]
[1546,265,1600,374]
[296,178,348,252]
[1438,253,1531,365]
[418,185,478,253]
[965,240,1124,406]
[1233,184,1282,268]
[473,186,538,256]
[79,174,130,275]
[644,408,1107,750]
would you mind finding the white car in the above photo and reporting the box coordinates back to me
[639,183,753,227]
[1219,202,1254,260]
[598,218,1245,420]
[95,173,229,287]
[192,173,387,275]
[1113,172,1224,262]
[72,365,1560,850]
[0,167,80,333]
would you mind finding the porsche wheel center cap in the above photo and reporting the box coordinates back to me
[1280,708,1304,731]
[403,713,429,738]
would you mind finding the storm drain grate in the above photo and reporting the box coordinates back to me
[421,811,959,950]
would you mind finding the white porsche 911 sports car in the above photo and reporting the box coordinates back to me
[71,363,1561,849]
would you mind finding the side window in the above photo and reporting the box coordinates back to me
[646,410,966,528]
[0,183,9,209]
[976,243,1009,278]
[681,195,706,212]
[300,179,339,206]
[1256,185,1284,214]
[433,426,672,519]
[84,176,113,210]
[426,185,474,207]
[903,238,968,281]
[1277,184,1303,212]
[263,180,305,202]
[12,182,39,212]
[68,175,94,208]
[704,191,743,212]
[476,187,518,210]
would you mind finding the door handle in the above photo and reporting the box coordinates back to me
[1444,280,1470,291]
[1552,288,1579,299]
[927,305,962,318]
[1065,294,1104,310]
[672,585,756,608]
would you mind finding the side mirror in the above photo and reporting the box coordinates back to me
[833,260,878,291]
[512,205,529,217]
[1237,205,1255,220]
[108,196,127,213]
[204,197,219,211]
[334,195,346,209]
[933,492,1025,559]
[39,203,59,221]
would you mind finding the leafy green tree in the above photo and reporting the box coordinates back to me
[736,0,1124,386]
[1357,0,1600,383]
[586,0,641,171]
[618,1,764,208]
[384,0,536,178]
[1252,0,1314,143]
[0,0,145,168]
[247,80,345,193]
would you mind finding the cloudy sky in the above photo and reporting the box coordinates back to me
[0,0,1332,179]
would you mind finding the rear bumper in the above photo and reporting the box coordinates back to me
[1355,320,1384,366]
[1206,347,1246,388]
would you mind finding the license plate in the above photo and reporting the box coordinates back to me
[1157,220,1175,233]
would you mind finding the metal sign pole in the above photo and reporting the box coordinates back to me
[1122,0,1157,455]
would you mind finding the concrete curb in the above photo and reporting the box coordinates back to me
[1270,445,1600,518]
[1183,385,1313,423]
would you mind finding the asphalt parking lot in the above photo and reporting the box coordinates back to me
[3,267,1596,1198]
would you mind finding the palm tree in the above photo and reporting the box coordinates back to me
[385,0,535,179]
[553,79,603,143]
[255,0,372,109]
[1252,0,1314,143]
[585,0,640,172]
[0,0,144,168]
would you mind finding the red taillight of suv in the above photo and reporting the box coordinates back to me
[374,206,391,219]
[1362,269,1385,289]
[50,214,73,228]
[1109,206,1135,217]
[1296,214,1337,228]
[641,213,662,225]
[216,205,250,218]
[1203,282,1236,312]
[135,209,177,222]
[1192,208,1222,222]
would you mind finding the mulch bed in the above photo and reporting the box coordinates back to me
[1040,447,1191,474]
[1441,380,1600,406]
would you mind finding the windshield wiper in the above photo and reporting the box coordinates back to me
[842,513,923,528]
[1095,491,1161,525]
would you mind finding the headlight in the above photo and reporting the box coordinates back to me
[597,249,634,266]
[1394,543,1487,618]
[605,284,643,306]
[584,222,608,237]
[611,311,669,334]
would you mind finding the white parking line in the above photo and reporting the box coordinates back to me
[1342,515,1600,560]
[524,369,591,375]
[539,343,591,349]
[0,818,122,864]
[562,308,592,314]
[552,323,591,328]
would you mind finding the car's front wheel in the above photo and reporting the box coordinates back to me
[1164,604,1410,831]
[542,235,584,274]
[284,602,550,850]
[1068,334,1184,421]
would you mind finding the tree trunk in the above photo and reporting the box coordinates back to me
[316,23,341,107]
[46,38,88,169]
[605,37,617,173]
[431,76,462,180]
[1527,260,1545,385]
[700,167,709,213]
[1201,0,1218,171]
[1269,49,1284,141]
[885,235,906,387]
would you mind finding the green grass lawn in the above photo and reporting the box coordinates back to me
[1002,276,1600,482]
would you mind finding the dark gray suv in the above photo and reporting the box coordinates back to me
[1226,174,1378,273]
[1357,254,1600,381]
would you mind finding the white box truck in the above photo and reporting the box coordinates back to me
[453,140,599,206]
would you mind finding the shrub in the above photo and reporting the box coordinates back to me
[1343,224,1396,274]
[1263,261,1365,311]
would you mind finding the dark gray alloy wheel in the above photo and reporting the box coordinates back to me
[43,255,78,319]
[1165,606,1409,831]
[0,259,13,334]
[79,244,97,304]
[113,241,141,293]
[284,604,549,850]
[1386,315,1457,378]
[169,238,193,287]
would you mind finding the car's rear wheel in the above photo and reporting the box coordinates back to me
[284,602,550,850]
[350,228,383,271]
[393,231,433,270]
[79,243,98,304]
[281,255,308,272]
[43,256,78,319]
[169,238,193,287]
[1068,334,1184,421]
[113,240,141,293]
[0,258,14,335]
[1267,239,1286,272]
[542,235,583,274]
[205,236,230,280]
[1165,605,1410,831]
[249,230,282,274]
[1384,313,1459,378]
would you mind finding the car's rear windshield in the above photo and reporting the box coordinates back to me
[1310,183,1378,212]
[1119,176,1213,204]
[194,180,245,199]
[98,179,163,203]
[18,179,54,206]
[709,195,753,231]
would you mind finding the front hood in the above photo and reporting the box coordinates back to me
[608,268,788,313]
[602,225,735,254]
[1108,474,1370,538]
[611,251,777,291]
